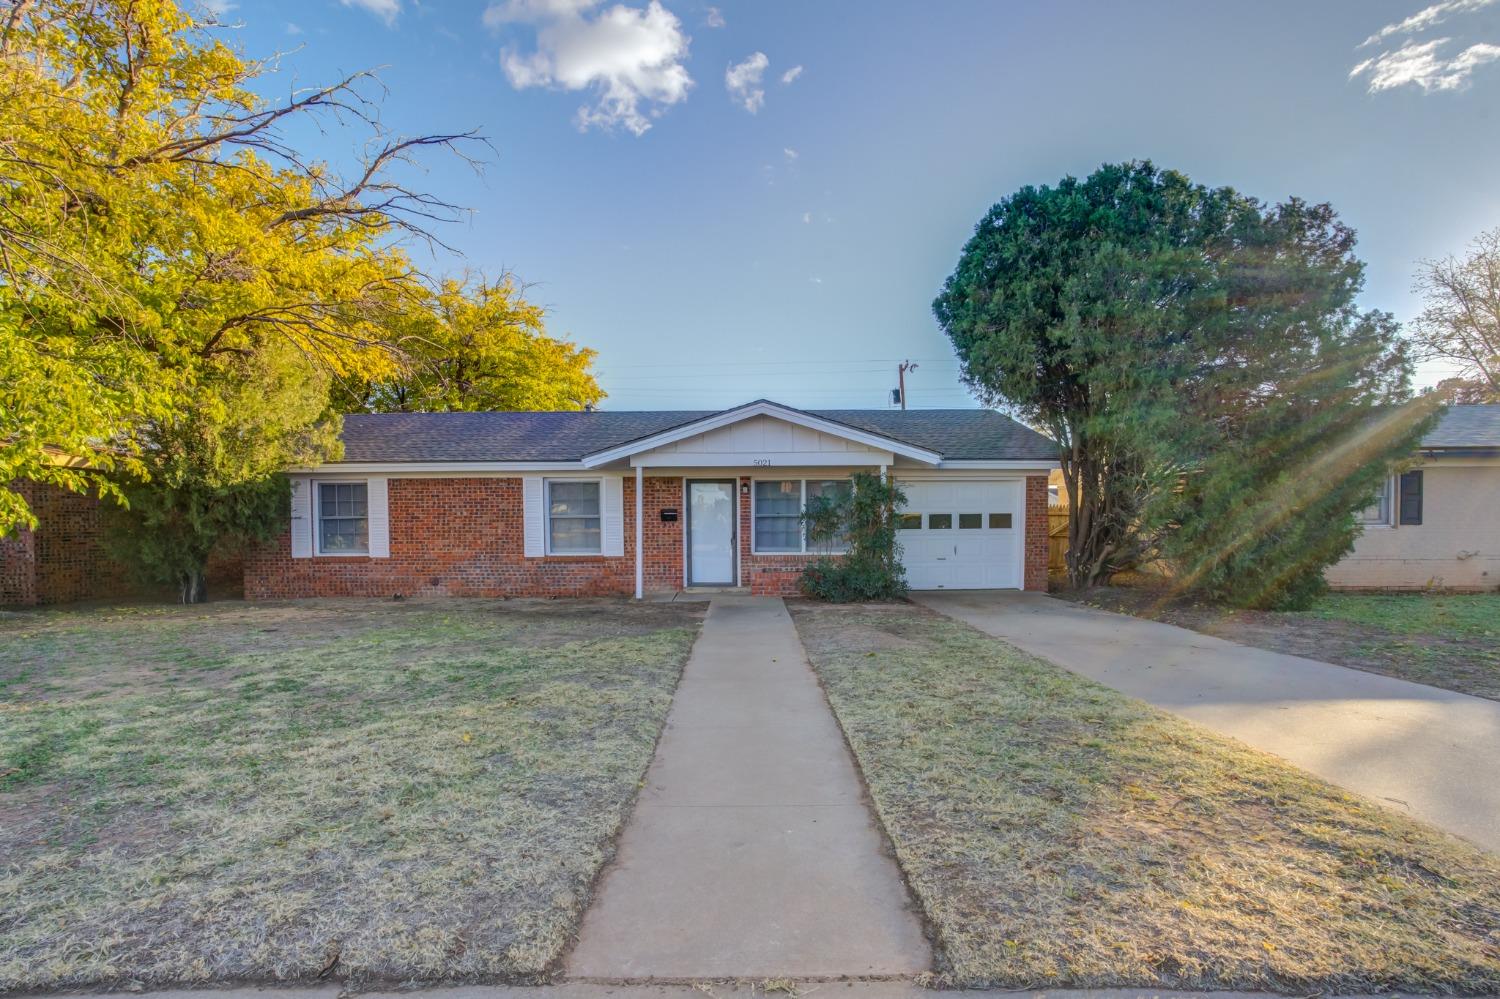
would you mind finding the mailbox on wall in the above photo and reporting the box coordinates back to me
[660,508,679,522]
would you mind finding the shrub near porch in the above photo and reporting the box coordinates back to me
[792,601,1500,993]
[0,598,701,991]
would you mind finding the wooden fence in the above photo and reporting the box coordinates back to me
[1047,507,1069,577]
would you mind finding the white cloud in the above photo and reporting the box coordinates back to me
[783,147,798,160]
[802,211,812,224]
[487,0,693,136]
[285,21,303,35]
[705,6,724,28]
[1351,37,1500,91]
[726,51,769,113]
[1359,0,1496,47]
[809,276,823,284]
[199,0,235,16]
[780,65,803,85]
[341,0,400,26]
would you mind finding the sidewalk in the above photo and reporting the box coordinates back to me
[564,596,930,979]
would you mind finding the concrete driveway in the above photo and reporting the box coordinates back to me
[915,590,1500,854]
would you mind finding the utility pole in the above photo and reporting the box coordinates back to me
[896,359,918,410]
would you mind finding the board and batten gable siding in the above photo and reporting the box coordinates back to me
[634,414,893,466]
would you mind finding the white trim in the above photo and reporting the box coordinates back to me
[544,477,606,556]
[634,465,644,599]
[312,477,372,557]
[581,400,943,467]
[289,476,313,559]
[930,459,1059,471]
[287,461,584,475]
[603,475,624,557]
[522,477,544,557]
[1358,474,1398,529]
[366,476,390,558]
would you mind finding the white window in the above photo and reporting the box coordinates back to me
[752,478,852,554]
[1359,476,1394,527]
[317,481,369,555]
[547,479,602,554]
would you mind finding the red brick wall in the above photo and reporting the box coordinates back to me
[244,475,689,600]
[0,482,39,605]
[240,471,1051,601]
[1024,474,1048,591]
[0,480,215,606]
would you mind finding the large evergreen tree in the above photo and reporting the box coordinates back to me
[934,162,1433,606]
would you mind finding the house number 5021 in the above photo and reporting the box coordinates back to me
[752,458,773,467]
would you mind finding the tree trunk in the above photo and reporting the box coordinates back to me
[178,567,207,604]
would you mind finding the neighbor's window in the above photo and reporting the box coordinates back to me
[928,513,953,530]
[958,513,983,529]
[548,479,602,554]
[989,512,1013,529]
[898,513,922,530]
[1358,477,1393,526]
[317,482,368,554]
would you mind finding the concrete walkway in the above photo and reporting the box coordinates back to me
[915,590,1500,854]
[566,596,929,980]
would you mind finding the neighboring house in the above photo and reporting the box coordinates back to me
[245,399,1058,599]
[1326,404,1500,591]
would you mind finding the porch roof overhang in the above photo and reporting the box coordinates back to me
[578,399,943,469]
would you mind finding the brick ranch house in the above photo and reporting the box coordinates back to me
[246,399,1058,599]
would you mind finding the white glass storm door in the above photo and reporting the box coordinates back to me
[687,480,736,586]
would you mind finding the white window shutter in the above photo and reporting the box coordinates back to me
[603,475,624,556]
[367,476,390,558]
[523,476,545,557]
[289,476,313,558]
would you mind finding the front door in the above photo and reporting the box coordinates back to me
[687,480,736,586]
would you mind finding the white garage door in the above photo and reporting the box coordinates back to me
[898,480,1023,590]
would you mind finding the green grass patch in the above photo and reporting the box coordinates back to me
[0,598,702,992]
[1302,592,1500,638]
[792,601,1500,993]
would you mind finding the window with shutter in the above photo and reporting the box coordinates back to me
[1399,470,1423,526]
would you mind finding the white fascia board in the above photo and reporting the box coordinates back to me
[630,450,894,468]
[581,400,942,467]
[285,461,585,475]
[936,460,1060,471]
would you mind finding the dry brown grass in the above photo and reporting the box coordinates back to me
[790,601,1500,994]
[0,598,702,992]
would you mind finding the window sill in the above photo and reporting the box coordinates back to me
[314,551,371,558]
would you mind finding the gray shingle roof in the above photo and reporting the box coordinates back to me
[336,405,1056,463]
[1423,404,1500,449]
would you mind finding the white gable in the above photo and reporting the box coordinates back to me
[631,414,892,467]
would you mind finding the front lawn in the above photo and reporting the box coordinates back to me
[1059,586,1500,700]
[0,598,702,992]
[791,601,1500,993]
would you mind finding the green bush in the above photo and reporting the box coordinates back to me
[799,471,908,601]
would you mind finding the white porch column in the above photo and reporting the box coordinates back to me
[635,464,644,600]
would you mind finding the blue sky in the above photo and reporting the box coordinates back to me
[215,0,1500,410]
